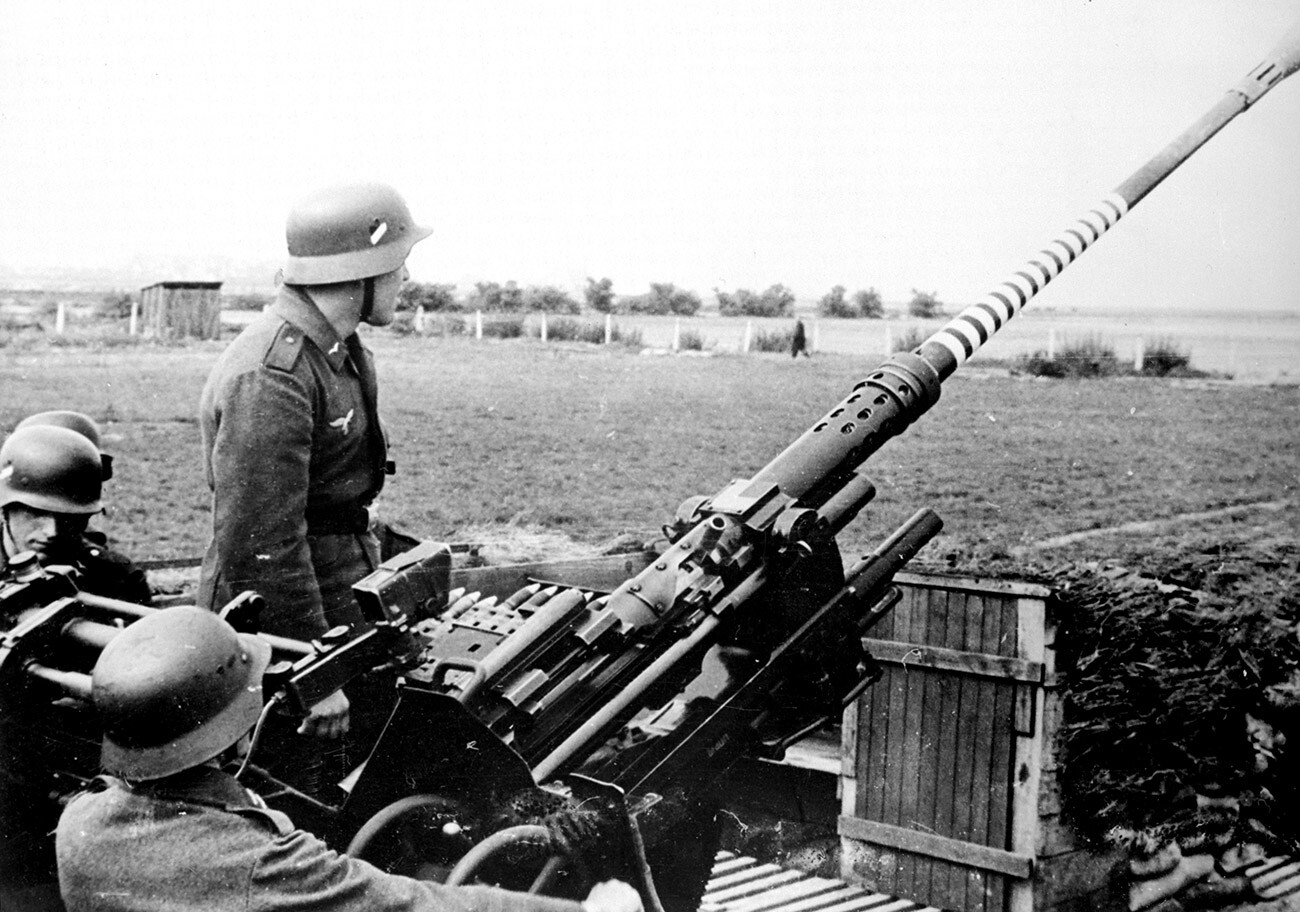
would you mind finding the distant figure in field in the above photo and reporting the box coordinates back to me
[791,319,810,358]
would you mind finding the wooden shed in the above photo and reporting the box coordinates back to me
[139,280,223,340]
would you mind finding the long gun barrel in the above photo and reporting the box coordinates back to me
[511,18,1300,780]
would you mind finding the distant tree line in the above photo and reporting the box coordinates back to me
[386,278,947,318]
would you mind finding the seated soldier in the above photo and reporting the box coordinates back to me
[0,421,151,604]
[56,606,644,912]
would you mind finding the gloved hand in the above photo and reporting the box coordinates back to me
[581,880,644,912]
[298,689,350,739]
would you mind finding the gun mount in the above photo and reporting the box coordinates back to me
[3,17,1298,912]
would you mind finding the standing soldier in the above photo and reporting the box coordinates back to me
[197,182,431,798]
[790,318,810,358]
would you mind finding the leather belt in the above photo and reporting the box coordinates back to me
[305,502,372,535]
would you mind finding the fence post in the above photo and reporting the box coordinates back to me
[812,319,820,354]
[540,312,548,342]
[414,306,425,334]
[475,310,483,340]
[743,321,753,354]
[605,313,612,345]
[56,302,67,334]
[128,300,139,336]
[884,324,893,355]
[1048,328,1058,361]
[1134,337,1145,372]
[672,318,680,352]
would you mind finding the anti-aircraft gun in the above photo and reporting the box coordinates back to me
[2,18,1298,912]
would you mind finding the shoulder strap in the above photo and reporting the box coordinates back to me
[263,322,305,372]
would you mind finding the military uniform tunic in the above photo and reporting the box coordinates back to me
[56,768,584,912]
[198,286,389,641]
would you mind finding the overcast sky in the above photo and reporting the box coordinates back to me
[2,1,1298,312]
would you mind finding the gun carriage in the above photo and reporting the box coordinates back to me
[2,18,1297,912]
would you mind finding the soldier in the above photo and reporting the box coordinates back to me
[197,182,430,794]
[0,421,151,605]
[790,319,810,359]
[56,606,644,912]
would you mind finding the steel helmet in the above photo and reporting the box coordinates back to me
[15,410,113,480]
[94,606,272,780]
[0,425,103,515]
[282,182,432,285]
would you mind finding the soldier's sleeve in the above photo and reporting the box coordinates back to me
[77,536,154,606]
[251,826,585,912]
[207,365,327,640]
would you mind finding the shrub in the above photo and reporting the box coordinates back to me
[224,292,273,312]
[467,281,524,313]
[1140,337,1193,377]
[540,317,583,341]
[891,327,927,353]
[622,283,701,316]
[1016,335,1121,378]
[523,285,580,314]
[717,284,796,318]
[677,328,707,351]
[907,288,944,318]
[853,288,884,319]
[750,328,794,353]
[389,311,417,335]
[480,315,526,338]
[438,314,468,336]
[98,292,135,320]
[399,282,459,313]
[535,317,642,348]
[818,286,854,318]
[585,277,616,314]
[612,325,643,349]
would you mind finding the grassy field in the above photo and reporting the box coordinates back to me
[1,332,1295,584]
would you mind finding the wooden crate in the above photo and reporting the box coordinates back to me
[838,571,1123,912]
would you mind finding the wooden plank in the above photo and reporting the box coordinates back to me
[966,592,999,911]
[707,863,785,890]
[932,588,965,912]
[816,896,913,912]
[862,639,1045,685]
[895,588,930,897]
[751,886,868,912]
[719,877,847,912]
[985,595,1019,912]
[1009,596,1048,912]
[838,815,1033,880]
[880,591,913,849]
[949,589,983,911]
[911,589,947,904]
[861,661,890,822]
[708,871,807,903]
[893,572,1052,599]
[711,856,761,876]
[841,693,859,781]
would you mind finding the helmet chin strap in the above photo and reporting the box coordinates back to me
[359,277,376,324]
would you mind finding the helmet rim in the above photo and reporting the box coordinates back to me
[96,610,273,780]
[281,181,432,285]
[0,426,103,515]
